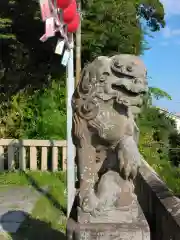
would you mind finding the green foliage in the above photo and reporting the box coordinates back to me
[139,126,180,194]
[0,80,66,140]
[143,86,172,106]
[0,0,64,100]
[138,104,180,194]
[136,0,165,31]
[169,131,180,167]
[81,0,165,63]
[22,81,66,140]
[0,0,165,141]
[82,0,143,62]
[149,87,172,100]
[0,0,165,93]
[138,106,176,143]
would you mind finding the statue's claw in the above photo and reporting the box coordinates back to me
[81,191,99,216]
[118,136,141,180]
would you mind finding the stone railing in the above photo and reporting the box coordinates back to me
[0,139,67,172]
[135,157,180,240]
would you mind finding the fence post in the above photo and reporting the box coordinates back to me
[30,146,37,170]
[0,146,4,171]
[62,146,67,171]
[19,140,26,171]
[8,145,14,170]
[52,146,58,171]
[41,147,48,171]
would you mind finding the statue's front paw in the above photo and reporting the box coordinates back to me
[81,192,99,215]
[118,136,141,179]
[123,158,140,180]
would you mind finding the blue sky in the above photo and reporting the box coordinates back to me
[142,0,180,114]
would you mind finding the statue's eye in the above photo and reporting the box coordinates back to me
[114,60,121,68]
[126,66,133,72]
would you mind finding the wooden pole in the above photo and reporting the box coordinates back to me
[75,2,81,86]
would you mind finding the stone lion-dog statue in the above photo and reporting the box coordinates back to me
[72,54,148,218]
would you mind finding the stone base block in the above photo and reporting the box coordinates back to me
[67,218,150,240]
[67,199,150,240]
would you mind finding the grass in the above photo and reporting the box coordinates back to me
[0,171,66,187]
[0,171,67,240]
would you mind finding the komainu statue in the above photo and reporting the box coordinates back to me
[72,54,148,221]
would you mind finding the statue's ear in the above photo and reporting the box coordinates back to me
[76,100,99,121]
[77,67,92,95]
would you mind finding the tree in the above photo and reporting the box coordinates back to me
[81,0,142,63]
[138,85,180,169]
[149,87,172,100]
[0,0,65,101]
[81,0,165,64]
[0,0,166,141]
[0,0,166,91]
[137,1,165,31]
[143,86,172,106]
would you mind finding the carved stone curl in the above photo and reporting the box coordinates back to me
[72,54,148,221]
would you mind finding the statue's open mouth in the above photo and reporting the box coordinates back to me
[111,69,148,96]
[111,83,140,97]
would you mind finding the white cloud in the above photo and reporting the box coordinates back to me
[160,0,180,15]
[162,26,180,38]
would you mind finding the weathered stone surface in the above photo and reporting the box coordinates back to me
[67,198,150,240]
[72,54,148,219]
[69,54,150,239]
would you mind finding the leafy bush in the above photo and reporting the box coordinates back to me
[22,80,66,140]
[0,80,66,169]
[138,107,180,194]
[168,131,180,167]
[0,80,66,140]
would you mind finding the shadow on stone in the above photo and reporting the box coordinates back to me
[1,210,66,240]
[22,171,67,216]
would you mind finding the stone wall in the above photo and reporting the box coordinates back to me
[135,158,180,240]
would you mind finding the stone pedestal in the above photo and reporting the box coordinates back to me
[67,197,150,240]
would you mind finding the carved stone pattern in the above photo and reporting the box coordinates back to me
[71,54,148,220]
